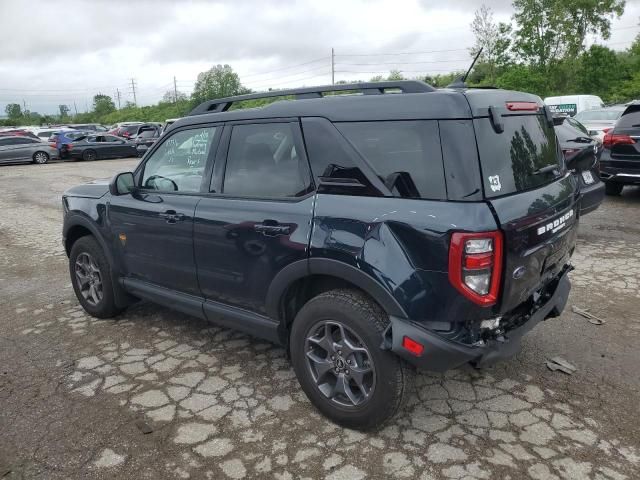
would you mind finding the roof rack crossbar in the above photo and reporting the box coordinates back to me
[188,80,435,116]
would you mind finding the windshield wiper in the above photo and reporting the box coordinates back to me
[533,164,560,175]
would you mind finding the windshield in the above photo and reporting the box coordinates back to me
[475,114,562,198]
[575,110,622,122]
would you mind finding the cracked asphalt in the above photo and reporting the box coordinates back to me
[1,158,639,480]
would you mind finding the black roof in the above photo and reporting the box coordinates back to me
[172,81,543,131]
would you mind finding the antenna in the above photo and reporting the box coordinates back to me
[447,47,483,89]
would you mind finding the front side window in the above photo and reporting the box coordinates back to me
[141,126,217,193]
[222,123,311,198]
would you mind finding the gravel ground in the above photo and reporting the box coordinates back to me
[0,158,639,480]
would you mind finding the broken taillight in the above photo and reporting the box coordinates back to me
[448,231,503,306]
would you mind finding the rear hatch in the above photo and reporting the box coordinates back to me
[466,90,579,312]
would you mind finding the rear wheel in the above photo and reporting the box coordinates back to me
[605,182,623,196]
[32,151,49,164]
[290,289,414,431]
[83,149,97,161]
[69,236,123,318]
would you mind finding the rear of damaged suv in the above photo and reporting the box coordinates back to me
[310,88,578,373]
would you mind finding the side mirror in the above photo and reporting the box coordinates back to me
[110,171,135,195]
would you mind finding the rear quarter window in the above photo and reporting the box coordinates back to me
[336,120,446,200]
[474,114,561,198]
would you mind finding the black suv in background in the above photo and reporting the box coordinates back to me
[600,102,640,195]
[63,81,581,430]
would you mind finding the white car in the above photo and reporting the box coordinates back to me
[544,95,604,117]
[573,107,626,141]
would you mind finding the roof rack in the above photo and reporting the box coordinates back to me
[188,80,435,116]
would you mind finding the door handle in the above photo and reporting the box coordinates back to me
[160,210,186,224]
[254,221,291,236]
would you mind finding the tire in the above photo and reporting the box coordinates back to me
[605,182,623,196]
[290,289,414,431]
[69,236,123,319]
[32,151,49,164]
[83,149,97,161]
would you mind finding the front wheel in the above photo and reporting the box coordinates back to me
[69,236,123,318]
[32,151,49,164]
[290,289,414,431]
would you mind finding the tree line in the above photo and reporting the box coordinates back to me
[2,0,638,127]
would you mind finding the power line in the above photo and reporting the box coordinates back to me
[240,56,329,79]
[335,47,470,57]
[336,58,471,66]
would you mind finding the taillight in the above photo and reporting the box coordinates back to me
[506,101,540,111]
[448,231,503,306]
[603,132,635,148]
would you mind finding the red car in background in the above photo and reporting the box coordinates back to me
[0,129,39,140]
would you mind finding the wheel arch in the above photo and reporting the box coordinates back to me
[64,214,134,308]
[267,258,408,345]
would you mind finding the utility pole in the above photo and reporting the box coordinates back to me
[331,48,335,85]
[22,99,27,113]
[73,101,78,116]
[115,88,122,109]
[130,78,137,106]
[173,76,178,103]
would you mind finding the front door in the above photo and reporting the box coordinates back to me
[108,125,220,296]
[194,121,315,314]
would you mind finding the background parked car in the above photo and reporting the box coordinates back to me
[65,123,108,132]
[0,135,58,165]
[544,94,604,117]
[554,116,604,215]
[67,134,138,161]
[599,102,640,195]
[573,107,625,141]
[132,125,161,156]
[0,128,40,140]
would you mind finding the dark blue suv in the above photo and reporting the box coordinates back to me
[63,81,580,429]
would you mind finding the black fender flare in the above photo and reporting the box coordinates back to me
[266,258,408,322]
[64,213,133,308]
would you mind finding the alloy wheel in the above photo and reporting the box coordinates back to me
[34,152,48,164]
[304,320,376,407]
[74,252,103,306]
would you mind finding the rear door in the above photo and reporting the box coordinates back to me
[193,120,315,315]
[473,102,579,312]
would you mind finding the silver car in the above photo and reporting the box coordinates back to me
[0,136,59,165]
[574,107,625,141]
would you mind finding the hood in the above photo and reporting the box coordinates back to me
[63,178,110,198]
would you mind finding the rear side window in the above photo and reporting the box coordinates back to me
[474,115,561,198]
[336,121,446,200]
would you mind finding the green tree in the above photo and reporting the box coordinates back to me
[162,90,188,103]
[5,103,22,120]
[512,0,625,69]
[93,94,116,117]
[191,64,246,105]
[575,45,624,98]
[470,5,513,83]
[387,70,405,81]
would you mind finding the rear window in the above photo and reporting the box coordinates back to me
[575,110,622,122]
[336,121,446,200]
[475,114,561,198]
[617,108,640,129]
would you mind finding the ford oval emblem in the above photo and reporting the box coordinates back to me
[513,266,527,279]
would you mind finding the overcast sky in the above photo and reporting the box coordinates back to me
[1,0,638,115]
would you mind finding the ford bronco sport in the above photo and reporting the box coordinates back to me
[63,81,580,430]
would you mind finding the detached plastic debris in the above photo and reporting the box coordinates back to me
[546,356,577,375]
[134,419,153,434]
[571,305,605,325]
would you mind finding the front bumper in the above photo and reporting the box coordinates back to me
[385,268,571,372]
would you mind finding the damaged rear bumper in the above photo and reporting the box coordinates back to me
[385,268,571,372]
